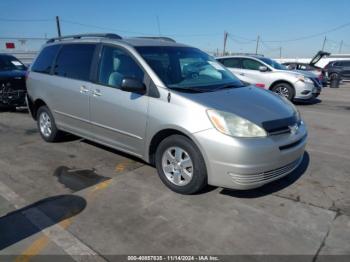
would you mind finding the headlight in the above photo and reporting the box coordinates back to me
[207,110,267,137]
[297,75,313,84]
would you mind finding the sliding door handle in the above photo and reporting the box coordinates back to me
[80,85,89,94]
[93,89,102,97]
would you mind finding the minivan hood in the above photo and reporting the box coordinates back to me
[177,86,295,126]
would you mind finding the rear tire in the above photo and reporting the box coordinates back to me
[329,73,339,80]
[271,82,295,101]
[37,106,62,142]
[155,135,207,194]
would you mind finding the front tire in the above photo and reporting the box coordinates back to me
[155,135,207,194]
[271,83,295,101]
[37,106,62,142]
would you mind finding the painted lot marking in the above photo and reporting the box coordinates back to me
[15,218,72,262]
[0,180,108,262]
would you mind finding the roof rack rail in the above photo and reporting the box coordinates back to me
[46,33,122,43]
[135,36,176,43]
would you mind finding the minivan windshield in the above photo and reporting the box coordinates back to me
[0,55,26,71]
[136,46,243,92]
[260,57,287,70]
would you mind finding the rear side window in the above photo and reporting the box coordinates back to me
[242,59,263,70]
[220,58,241,68]
[31,45,60,74]
[333,61,350,67]
[54,44,96,81]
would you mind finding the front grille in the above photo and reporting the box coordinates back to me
[0,85,26,104]
[230,158,302,185]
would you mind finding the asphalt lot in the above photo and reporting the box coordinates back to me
[0,83,349,261]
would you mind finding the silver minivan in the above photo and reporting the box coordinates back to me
[26,34,307,194]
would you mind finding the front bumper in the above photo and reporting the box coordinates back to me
[193,123,307,190]
[0,87,26,107]
[294,80,321,100]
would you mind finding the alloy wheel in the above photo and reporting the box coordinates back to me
[39,112,52,137]
[161,146,193,186]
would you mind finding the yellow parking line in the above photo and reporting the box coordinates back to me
[13,177,112,262]
[14,218,72,262]
[90,179,112,193]
[14,235,49,262]
[115,163,126,173]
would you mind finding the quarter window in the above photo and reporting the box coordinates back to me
[242,59,263,70]
[31,45,60,74]
[98,46,144,88]
[53,44,96,81]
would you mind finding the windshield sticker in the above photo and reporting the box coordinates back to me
[11,61,22,66]
[208,61,225,71]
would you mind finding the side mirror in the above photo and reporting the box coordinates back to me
[259,66,268,72]
[121,78,146,94]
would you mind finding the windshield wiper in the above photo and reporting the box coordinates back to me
[212,83,244,92]
[168,86,208,93]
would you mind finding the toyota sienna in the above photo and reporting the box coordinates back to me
[26,34,307,194]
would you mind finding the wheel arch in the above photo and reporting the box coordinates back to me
[30,98,47,120]
[147,128,206,167]
[269,79,295,91]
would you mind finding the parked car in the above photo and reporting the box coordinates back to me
[324,60,350,81]
[216,55,322,101]
[27,33,307,194]
[0,54,27,110]
[283,62,328,87]
[283,51,330,87]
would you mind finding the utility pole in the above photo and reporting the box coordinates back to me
[255,35,260,54]
[223,31,228,56]
[339,40,343,53]
[279,47,282,58]
[322,36,327,51]
[156,16,161,36]
[56,16,61,37]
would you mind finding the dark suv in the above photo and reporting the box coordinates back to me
[0,54,27,109]
[324,60,350,80]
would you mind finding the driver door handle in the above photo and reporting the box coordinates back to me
[239,73,245,76]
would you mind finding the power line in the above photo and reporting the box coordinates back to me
[0,37,48,40]
[59,19,151,35]
[260,40,280,51]
[227,21,350,43]
[227,34,255,44]
[168,33,221,37]
[0,17,53,22]
[228,34,256,42]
